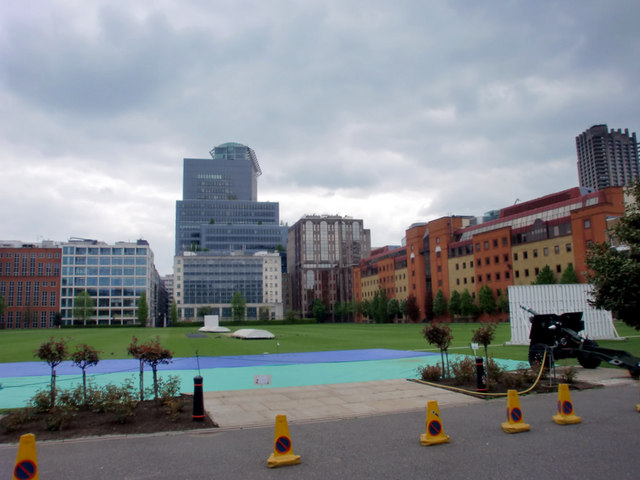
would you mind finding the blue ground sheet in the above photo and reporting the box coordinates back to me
[0,349,526,409]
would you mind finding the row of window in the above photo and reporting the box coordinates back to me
[1,252,59,259]
[60,287,146,298]
[360,285,408,299]
[0,311,57,328]
[0,281,57,307]
[462,264,565,284]
[513,244,572,260]
[1,262,60,276]
[63,256,146,266]
[62,277,147,287]
[453,243,574,270]
[475,237,509,252]
[60,308,138,319]
[61,267,147,276]
[62,247,148,256]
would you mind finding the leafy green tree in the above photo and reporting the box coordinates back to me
[359,300,371,321]
[128,336,173,402]
[496,290,509,313]
[448,290,462,316]
[231,291,246,322]
[127,336,146,401]
[560,263,580,284]
[70,344,100,405]
[586,180,640,329]
[35,337,68,408]
[196,306,212,319]
[333,301,347,321]
[312,299,328,322]
[432,289,447,317]
[387,298,400,322]
[170,301,179,324]
[285,309,299,322]
[73,290,95,324]
[472,322,496,383]
[399,299,407,320]
[459,289,478,316]
[137,291,149,327]
[0,294,6,318]
[371,289,389,323]
[533,265,556,285]
[405,294,421,322]
[422,322,453,378]
[477,285,496,314]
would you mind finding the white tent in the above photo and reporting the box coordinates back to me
[231,328,275,339]
[507,284,619,345]
[198,315,230,333]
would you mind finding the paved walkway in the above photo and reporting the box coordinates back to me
[203,367,637,429]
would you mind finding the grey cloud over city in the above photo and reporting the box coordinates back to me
[1,0,639,275]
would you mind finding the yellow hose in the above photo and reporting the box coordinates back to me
[410,350,548,398]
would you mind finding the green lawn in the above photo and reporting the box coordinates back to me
[1,321,638,366]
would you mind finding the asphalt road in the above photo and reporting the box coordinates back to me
[2,383,639,479]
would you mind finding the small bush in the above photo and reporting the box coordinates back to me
[486,358,505,383]
[503,368,533,389]
[418,364,442,382]
[43,406,74,431]
[164,397,186,422]
[29,390,53,413]
[560,366,578,384]
[158,376,182,404]
[450,357,475,386]
[1,408,36,433]
[57,386,84,410]
[98,380,138,423]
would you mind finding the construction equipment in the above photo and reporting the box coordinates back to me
[521,306,640,378]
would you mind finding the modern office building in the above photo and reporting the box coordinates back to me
[174,251,282,321]
[60,238,161,326]
[287,215,371,318]
[576,124,639,190]
[0,241,62,329]
[355,186,626,321]
[173,143,287,321]
[175,143,287,255]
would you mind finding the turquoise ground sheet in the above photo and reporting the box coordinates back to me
[0,350,526,409]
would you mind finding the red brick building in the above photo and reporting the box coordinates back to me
[354,186,626,321]
[0,242,62,329]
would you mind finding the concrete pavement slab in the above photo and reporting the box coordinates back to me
[203,367,638,429]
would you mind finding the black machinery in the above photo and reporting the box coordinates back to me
[522,306,640,378]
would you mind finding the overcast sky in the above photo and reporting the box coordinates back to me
[1,1,639,275]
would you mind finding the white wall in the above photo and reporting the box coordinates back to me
[507,284,619,345]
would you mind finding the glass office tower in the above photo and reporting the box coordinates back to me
[175,143,286,254]
[174,143,287,321]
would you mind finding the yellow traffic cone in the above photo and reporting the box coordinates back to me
[13,433,39,480]
[420,400,450,446]
[502,389,530,433]
[552,383,582,425]
[267,415,301,468]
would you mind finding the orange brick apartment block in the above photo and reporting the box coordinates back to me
[354,186,626,320]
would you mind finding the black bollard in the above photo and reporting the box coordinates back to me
[193,375,205,421]
[475,357,487,392]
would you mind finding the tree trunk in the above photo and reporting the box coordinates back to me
[139,359,144,401]
[82,368,87,405]
[484,346,490,386]
[50,368,56,409]
[153,367,159,402]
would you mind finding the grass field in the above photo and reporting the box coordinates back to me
[1,321,638,366]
